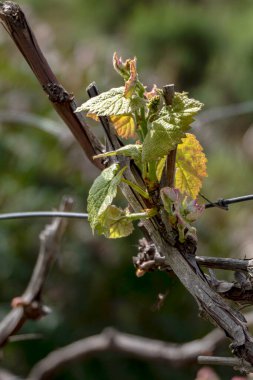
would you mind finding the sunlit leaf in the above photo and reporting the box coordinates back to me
[142,121,185,162]
[76,87,133,116]
[87,163,126,233]
[142,92,203,162]
[175,133,207,199]
[110,115,136,139]
[156,156,167,181]
[164,91,203,129]
[101,205,134,239]
[85,113,136,140]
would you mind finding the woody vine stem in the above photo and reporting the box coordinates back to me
[1,1,253,376]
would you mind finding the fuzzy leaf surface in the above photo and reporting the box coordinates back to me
[76,87,143,117]
[142,92,203,162]
[142,122,186,162]
[165,91,203,129]
[87,164,125,232]
[175,133,207,199]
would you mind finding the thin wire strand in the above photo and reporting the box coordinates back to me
[205,194,253,209]
[0,195,253,221]
[0,211,88,221]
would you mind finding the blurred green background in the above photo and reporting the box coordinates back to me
[1,0,253,379]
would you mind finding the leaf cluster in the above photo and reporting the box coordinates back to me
[76,54,207,239]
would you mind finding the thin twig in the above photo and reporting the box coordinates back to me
[135,239,253,274]
[0,211,88,221]
[27,327,224,380]
[196,256,253,273]
[198,356,253,373]
[26,311,253,379]
[3,312,253,379]
[161,84,176,188]
[0,197,73,347]
[136,255,253,274]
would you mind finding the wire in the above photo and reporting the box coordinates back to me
[0,211,88,221]
[205,194,253,209]
[1,194,253,221]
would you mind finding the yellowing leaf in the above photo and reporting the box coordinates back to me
[86,113,136,140]
[175,133,207,199]
[86,113,99,121]
[156,156,167,181]
[110,115,136,139]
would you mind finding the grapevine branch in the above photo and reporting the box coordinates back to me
[85,91,253,364]
[198,356,253,372]
[1,311,253,379]
[0,197,72,347]
[24,327,227,380]
[1,0,253,370]
[0,1,104,169]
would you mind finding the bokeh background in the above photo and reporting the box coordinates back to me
[1,0,253,379]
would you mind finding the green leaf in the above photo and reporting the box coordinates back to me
[100,205,134,239]
[98,206,157,239]
[94,144,142,167]
[160,92,203,129]
[175,133,207,199]
[142,92,203,162]
[142,121,185,162]
[76,87,143,117]
[87,163,126,232]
